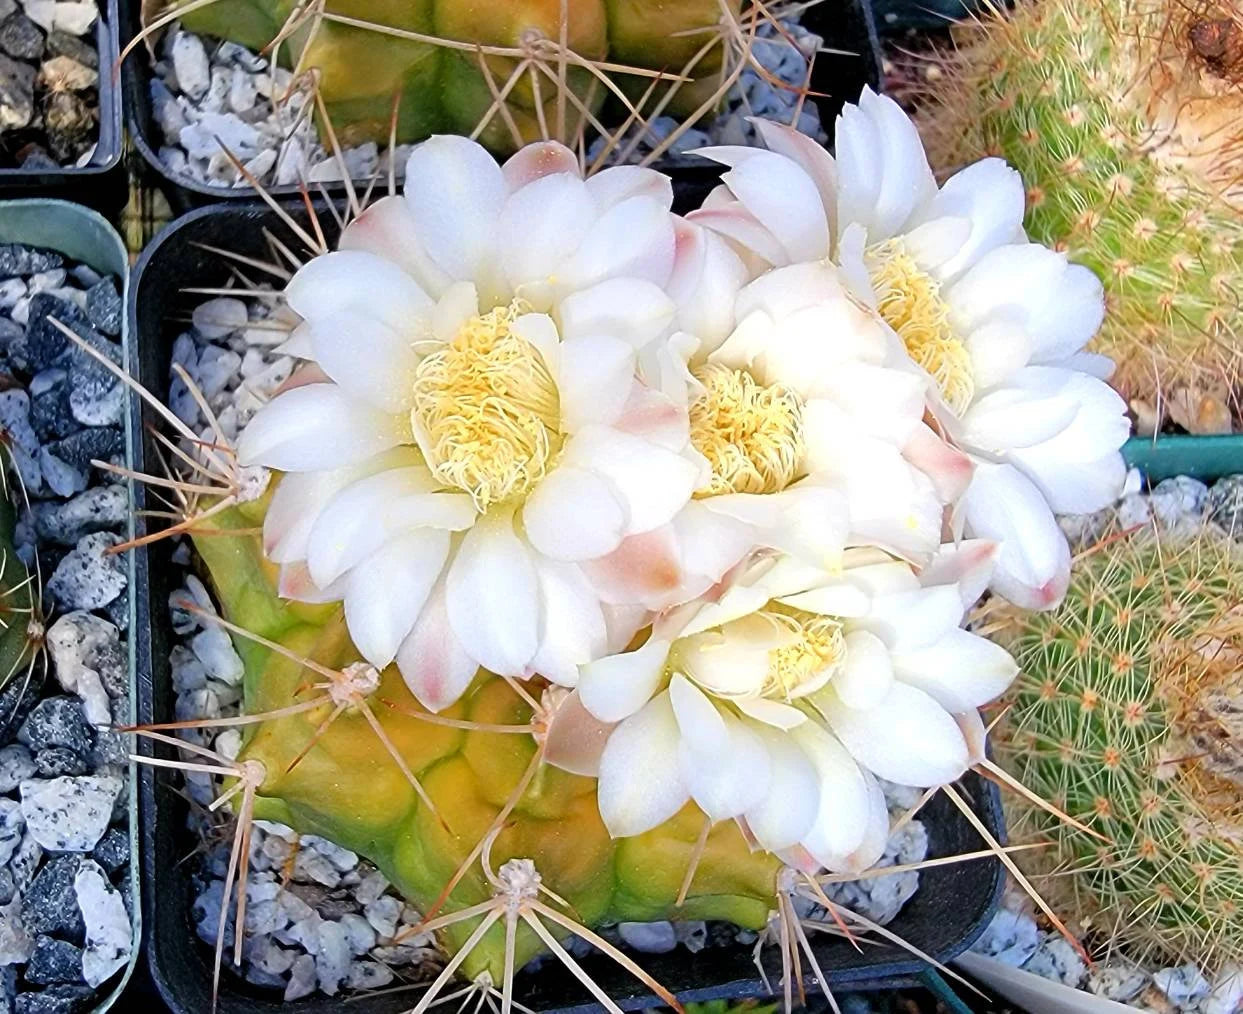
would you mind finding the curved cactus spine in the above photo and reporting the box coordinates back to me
[918,0,1243,420]
[990,523,1243,969]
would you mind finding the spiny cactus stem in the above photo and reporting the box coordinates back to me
[676,814,713,906]
[379,699,534,735]
[974,756,1111,842]
[942,783,1091,964]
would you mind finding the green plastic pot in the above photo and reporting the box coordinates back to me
[1122,435,1243,484]
[0,199,140,1013]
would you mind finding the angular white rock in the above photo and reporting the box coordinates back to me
[75,859,132,987]
[20,775,122,851]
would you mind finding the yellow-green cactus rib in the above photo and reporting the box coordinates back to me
[919,0,1243,415]
[0,492,35,688]
[992,524,1243,969]
[189,504,779,983]
[173,0,742,150]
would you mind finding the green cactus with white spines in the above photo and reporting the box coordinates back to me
[991,523,1243,968]
[186,488,780,986]
[166,0,741,151]
[919,0,1243,418]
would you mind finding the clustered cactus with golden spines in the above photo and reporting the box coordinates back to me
[158,0,743,151]
[990,523,1243,968]
[918,0,1243,426]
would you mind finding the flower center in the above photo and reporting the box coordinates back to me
[761,606,846,700]
[688,363,806,497]
[866,239,975,415]
[410,300,560,510]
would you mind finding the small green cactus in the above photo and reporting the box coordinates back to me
[992,523,1243,968]
[919,0,1243,422]
[168,0,740,151]
[188,491,780,984]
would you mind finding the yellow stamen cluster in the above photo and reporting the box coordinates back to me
[762,607,846,700]
[410,300,560,511]
[867,239,975,416]
[688,363,806,497]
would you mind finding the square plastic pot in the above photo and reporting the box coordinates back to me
[0,198,140,1011]
[120,0,881,213]
[0,2,127,216]
[129,200,1004,1013]
[1122,435,1243,484]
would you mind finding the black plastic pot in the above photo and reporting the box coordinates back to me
[131,201,1004,1013]
[0,0,127,215]
[121,0,881,214]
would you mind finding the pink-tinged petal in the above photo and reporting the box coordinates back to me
[695,146,830,263]
[919,539,999,609]
[613,383,690,450]
[498,172,596,290]
[237,384,410,471]
[523,466,629,562]
[344,529,449,668]
[666,218,748,354]
[543,689,616,777]
[735,696,807,730]
[831,630,894,709]
[790,723,871,868]
[285,250,433,332]
[338,194,453,298]
[597,693,689,838]
[667,501,754,595]
[955,709,988,766]
[527,560,607,687]
[395,580,479,712]
[679,710,771,821]
[556,335,637,431]
[276,561,347,603]
[563,426,700,536]
[502,141,580,189]
[273,361,329,393]
[306,468,475,587]
[902,423,973,503]
[403,135,507,281]
[557,278,676,347]
[303,311,417,414]
[584,164,673,210]
[892,627,1018,712]
[603,603,650,653]
[687,205,788,267]
[444,507,541,677]
[559,195,677,291]
[962,461,1071,610]
[743,724,820,851]
[751,118,839,236]
[583,526,684,608]
[822,681,970,786]
[578,635,671,723]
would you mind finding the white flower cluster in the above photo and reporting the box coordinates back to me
[236,88,1128,872]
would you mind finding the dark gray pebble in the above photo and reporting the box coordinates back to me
[25,936,84,986]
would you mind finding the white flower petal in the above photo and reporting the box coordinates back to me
[522,466,629,562]
[965,316,1033,390]
[444,507,542,676]
[557,278,676,348]
[821,771,890,874]
[501,140,580,189]
[831,630,894,709]
[679,711,771,821]
[892,627,1018,712]
[304,311,417,414]
[237,384,410,471]
[790,723,872,869]
[557,335,637,431]
[285,250,434,332]
[960,374,1082,452]
[667,218,748,354]
[597,693,689,838]
[859,87,939,239]
[918,539,999,609]
[668,674,729,755]
[558,195,676,291]
[751,119,839,236]
[338,194,453,298]
[859,583,964,651]
[403,135,508,281]
[584,164,673,210]
[821,681,969,786]
[913,158,1026,280]
[499,172,596,290]
[396,580,479,712]
[344,529,449,668]
[734,696,808,730]
[578,635,672,723]
[306,467,475,587]
[688,205,789,267]
[962,461,1071,610]
[804,364,927,445]
[528,560,608,687]
[743,724,820,851]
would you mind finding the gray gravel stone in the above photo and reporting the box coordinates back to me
[1208,474,1243,538]
[0,12,45,60]
[19,775,120,852]
[25,935,84,985]
[0,246,61,278]
[0,897,32,964]
[18,698,93,756]
[35,488,126,547]
[22,855,84,938]
[14,985,93,1014]
[82,280,120,337]
[46,533,126,611]
[34,748,86,778]
[0,54,34,130]
[0,746,36,794]
[0,800,22,868]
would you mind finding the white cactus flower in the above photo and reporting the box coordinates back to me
[577,540,1018,869]
[237,136,715,710]
[691,88,1130,610]
[584,219,973,611]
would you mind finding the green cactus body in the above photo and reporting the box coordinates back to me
[189,494,779,982]
[993,525,1243,967]
[175,0,738,150]
[920,0,1243,414]
[0,493,35,686]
